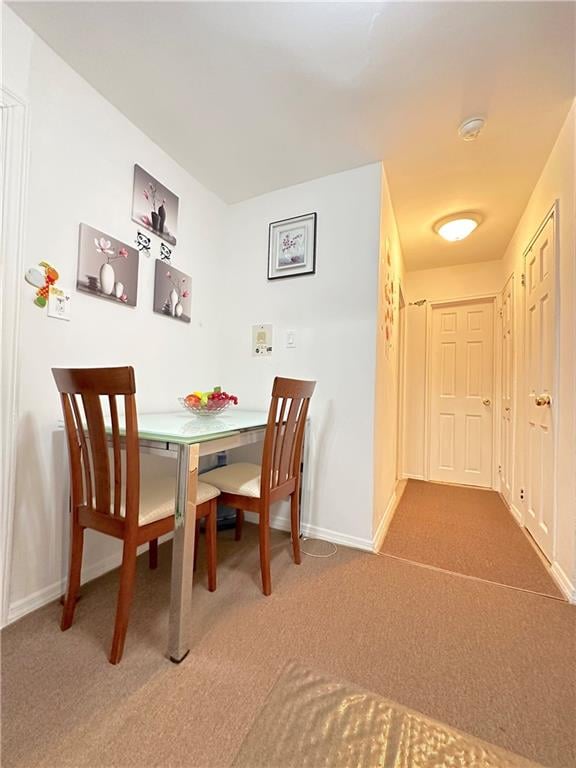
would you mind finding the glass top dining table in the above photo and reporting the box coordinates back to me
[130,409,270,445]
[120,409,270,664]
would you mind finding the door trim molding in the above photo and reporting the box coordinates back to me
[424,294,499,487]
[0,87,30,627]
[499,273,515,508]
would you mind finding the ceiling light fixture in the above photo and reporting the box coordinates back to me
[458,117,486,142]
[434,213,482,242]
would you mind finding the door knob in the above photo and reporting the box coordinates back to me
[482,398,491,406]
[535,393,551,407]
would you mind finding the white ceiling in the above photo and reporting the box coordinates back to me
[9,2,575,270]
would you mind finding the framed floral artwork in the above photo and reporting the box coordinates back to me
[267,212,317,280]
[132,164,179,246]
[153,260,191,323]
[76,224,139,306]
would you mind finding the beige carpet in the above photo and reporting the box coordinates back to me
[2,524,575,768]
[233,661,542,767]
[380,480,563,598]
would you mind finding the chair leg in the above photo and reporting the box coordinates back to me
[148,538,158,570]
[235,508,244,541]
[259,508,272,596]
[61,518,84,631]
[206,499,217,592]
[193,519,201,571]
[290,491,301,565]
[109,540,138,665]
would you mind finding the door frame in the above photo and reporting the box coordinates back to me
[423,293,501,488]
[520,201,559,561]
[499,273,516,510]
[0,87,29,627]
[396,283,406,480]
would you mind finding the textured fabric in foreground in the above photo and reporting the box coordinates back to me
[232,661,543,768]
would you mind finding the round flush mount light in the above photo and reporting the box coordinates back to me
[434,213,482,242]
[458,117,486,142]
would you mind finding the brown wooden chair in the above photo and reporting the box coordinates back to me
[53,366,219,664]
[201,376,315,596]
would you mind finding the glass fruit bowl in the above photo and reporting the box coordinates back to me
[179,388,238,417]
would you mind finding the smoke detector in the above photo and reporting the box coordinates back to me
[458,117,486,142]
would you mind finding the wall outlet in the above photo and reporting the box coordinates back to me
[286,330,296,348]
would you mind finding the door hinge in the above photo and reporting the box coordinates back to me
[521,273,526,287]
[498,464,502,474]
[520,488,525,500]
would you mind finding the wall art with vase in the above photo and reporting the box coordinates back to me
[153,260,191,323]
[76,223,139,307]
[131,164,179,246]
[267,212,316,280]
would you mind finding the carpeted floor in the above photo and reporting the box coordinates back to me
[2,524,575,768]
[380,480,563,598]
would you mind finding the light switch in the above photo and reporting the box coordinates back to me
[286,330,296,348]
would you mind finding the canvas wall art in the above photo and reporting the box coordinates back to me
[153,260,191,323]
[267,212,317,280]
[77,224,139,306]
[132,164,179,245]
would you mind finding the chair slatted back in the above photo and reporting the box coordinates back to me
[261,377,316,496]
[53,367,140,526]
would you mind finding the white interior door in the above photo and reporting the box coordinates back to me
[429,300,494,488]
[524,215,556,559]
[500,276,514,505]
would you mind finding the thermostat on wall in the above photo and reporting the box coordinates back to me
[252,324,273,356]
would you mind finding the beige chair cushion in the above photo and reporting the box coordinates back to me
[200,462,261,498]
[121,459,220,526]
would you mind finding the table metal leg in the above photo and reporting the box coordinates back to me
[168,442,199,663]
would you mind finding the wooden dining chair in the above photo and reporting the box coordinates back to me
[201,376,316,596]
[53,366,220,664]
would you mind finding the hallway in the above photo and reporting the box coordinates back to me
[380,480,563,599]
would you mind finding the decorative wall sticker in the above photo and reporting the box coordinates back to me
[77,224,139,306]
[24,261,60,307]
[135,230,151,257]
[153,260,190,322]
[47,285,71,321]
[159,243,172,262]
[132,165,179,246]
[384,239,395,359]
[252,324,273,356]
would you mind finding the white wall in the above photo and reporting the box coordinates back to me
[402,260,504,479]
[221,164,382,549]
[4,8,227,621]
[373,165,405,544]
[502,102,576,599]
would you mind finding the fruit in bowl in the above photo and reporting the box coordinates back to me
[180,387,238,415]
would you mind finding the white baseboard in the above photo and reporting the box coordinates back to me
[499,492,524,527]
[5,533,173,627]
[401,473,424,481]
[551,562,576,603]
[372,480,405,552]
[509,503,523,526]
[244,510,374,552]
[301,522,373,552]
[499,495,575,603]
[7,552,120,626]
